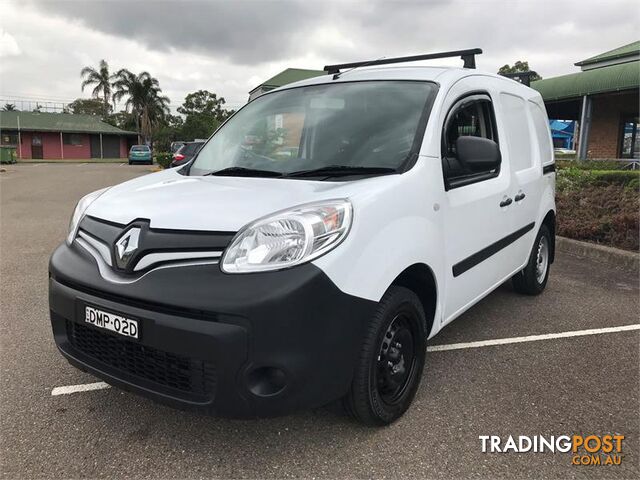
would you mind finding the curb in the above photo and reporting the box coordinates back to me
[556,236,639,272]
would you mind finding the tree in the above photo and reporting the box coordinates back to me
[81,59,115,116]
[67,98,112,116]
[112,69,170,145]
[177,90,233,140]
[2,103,17,111]
[498,61,542,81]
[153,114,185,152]
[104,110,138,131]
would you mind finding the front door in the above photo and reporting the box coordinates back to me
[439,85,517,324]
[31,135,43,159]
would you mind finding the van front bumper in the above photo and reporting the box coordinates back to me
[49,242,375,417]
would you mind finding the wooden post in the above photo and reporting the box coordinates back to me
[99,133,104,159]
[60,132,64,159]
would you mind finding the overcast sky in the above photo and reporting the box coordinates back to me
[1,0,638,112]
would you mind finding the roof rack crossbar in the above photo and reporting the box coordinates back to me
[323,48,483,74]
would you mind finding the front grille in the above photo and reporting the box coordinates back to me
[66,321,216,399]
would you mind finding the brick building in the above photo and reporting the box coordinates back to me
[532,41,639,160]
[0,111,137,160]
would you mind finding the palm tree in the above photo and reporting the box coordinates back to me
[2,103,17,111]
[80,59,114,115]
[112,69,170,145]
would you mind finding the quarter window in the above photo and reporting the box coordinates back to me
[442,94,499,187]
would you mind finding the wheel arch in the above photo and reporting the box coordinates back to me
[390,263,438,337]
[541,209,556,263]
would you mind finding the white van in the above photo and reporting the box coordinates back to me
[49,50,556,425]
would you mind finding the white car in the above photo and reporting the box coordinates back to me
[49,49,556,425]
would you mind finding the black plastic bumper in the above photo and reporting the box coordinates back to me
[49,242,376,417]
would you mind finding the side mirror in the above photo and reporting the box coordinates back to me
[455,136,501,172]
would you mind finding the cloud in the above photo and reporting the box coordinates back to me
[2,0,639,113]
[0,30,21,57]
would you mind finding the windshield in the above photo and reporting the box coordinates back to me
[131,146,149,152]
[189,81,436,177]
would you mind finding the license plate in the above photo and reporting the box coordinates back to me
[84,305,139,339]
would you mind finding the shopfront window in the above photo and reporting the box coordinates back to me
[620,116,639,159]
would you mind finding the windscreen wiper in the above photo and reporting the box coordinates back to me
[203,167,284,178]
[285,165,397,178]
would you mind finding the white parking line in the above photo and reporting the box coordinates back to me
[51,381,110,396]
[427,324,640,352]
[51,324,640,396]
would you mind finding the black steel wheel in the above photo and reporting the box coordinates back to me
[344,286,427,426]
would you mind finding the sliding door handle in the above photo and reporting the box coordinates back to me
[514,192,526,202]
[499,197,513,207]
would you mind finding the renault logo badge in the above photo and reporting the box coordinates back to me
[114,227,141,270]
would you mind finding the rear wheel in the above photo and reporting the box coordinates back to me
[512,224,551,295]
[344,286,427,426]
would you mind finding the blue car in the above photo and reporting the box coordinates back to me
[128,145,152,165]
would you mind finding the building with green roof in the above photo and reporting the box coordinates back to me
[0,111,138,160]
[531,41,639,159]
[248,68,326,101]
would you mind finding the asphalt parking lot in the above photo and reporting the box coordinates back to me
[1,163,638,479]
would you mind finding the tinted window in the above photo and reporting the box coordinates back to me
[182,142,204,155]
[131,146,149,152]
[190,81,437,176]
[442,95,499,185]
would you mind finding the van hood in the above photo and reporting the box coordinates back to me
[85,168,387,231]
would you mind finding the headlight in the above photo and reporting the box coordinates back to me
[66,187,109,245]
[221,199,352,273]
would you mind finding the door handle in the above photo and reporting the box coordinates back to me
[499,197,513,207]
[514,192,526,202]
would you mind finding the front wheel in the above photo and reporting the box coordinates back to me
[512,224,552,295]
[344,286,427,426]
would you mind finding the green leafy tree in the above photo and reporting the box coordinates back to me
[2,103,17,111]
[153,114,185,152]
[81,59,115,116]
[112,69,170,145]
[498,61,542,81]
[177,90,234,140]
[104,110,138,131]
[67,98,112,116]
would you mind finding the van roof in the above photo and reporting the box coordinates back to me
[267,65,536,95]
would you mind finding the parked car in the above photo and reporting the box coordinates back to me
[128,145,152,165]
[49,49,556,426]
[170,141,185,154]
[170,141,205,167]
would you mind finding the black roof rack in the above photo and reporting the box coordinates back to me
[499,71,538,87]
[323,48,483,75]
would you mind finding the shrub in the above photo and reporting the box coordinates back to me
[154,152,172,169]
[557,183,639,251]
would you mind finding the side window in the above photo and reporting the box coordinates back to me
[442,94,499,188]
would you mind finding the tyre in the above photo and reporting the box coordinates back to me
[344,286,427,426]
[128,160,133,165]
[512,224,551,295]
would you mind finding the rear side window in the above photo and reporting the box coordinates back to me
[528,100,553,164]
[442,94,499,187]
[182,143,204,155]
[500,93,533,172]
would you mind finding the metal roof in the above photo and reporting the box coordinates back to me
[0,111,136,135]
[249,68,326,94]
[531,60,640,101]
[575,40,640,67]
